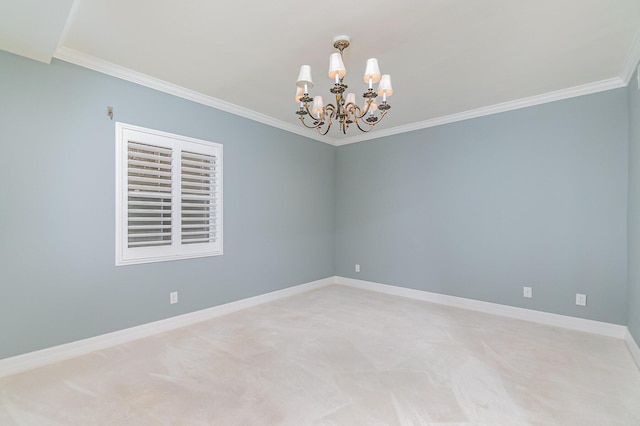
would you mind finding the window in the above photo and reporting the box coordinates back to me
[115,123,223,265]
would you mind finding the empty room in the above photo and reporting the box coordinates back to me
[1,0,640,424]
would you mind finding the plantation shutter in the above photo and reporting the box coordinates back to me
[127,141,174,248]
[181,151,218,245]
[116,123,223,266]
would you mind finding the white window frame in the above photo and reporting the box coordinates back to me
[115,122,223,266]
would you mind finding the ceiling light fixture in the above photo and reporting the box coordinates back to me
[295,35,393,135]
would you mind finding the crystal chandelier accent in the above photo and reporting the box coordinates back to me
[295,36,393,135]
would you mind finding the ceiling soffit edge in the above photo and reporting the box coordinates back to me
[620,26,640,85]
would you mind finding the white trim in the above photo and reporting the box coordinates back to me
[115,122,223,265]
[0,277,334,378]
[3,275,636,377]
[336,78,626,145]
[626,330,640,370]
[52,47,334,146]
[620,27,640,85]
[336,276,628,339]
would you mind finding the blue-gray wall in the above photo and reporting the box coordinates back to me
[628,68,640,344]
[0,51,336,359]
[336,90,629,324]
[1,47,636,360]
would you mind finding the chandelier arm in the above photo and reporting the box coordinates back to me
[353,118,375,133]
[373,109,389,125]
[300,102,328,129]
[355,98,376,119]
[305,103,336,135]
[299,116,322,129]
[302,102,316,118]
[347,103,362,120]
[317,118,332,135]
[352,107,390,132]
[299,102,337,131]
[324,103,338,124]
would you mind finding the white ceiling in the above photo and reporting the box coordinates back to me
[3,0,640,144]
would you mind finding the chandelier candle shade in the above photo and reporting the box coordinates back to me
[295,35,393,135]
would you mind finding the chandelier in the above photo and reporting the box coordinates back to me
[295,35,393,135]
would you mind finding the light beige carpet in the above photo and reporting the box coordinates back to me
[1,285,639,425]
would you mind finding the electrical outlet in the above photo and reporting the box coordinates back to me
[523,287,532,298]
[576,293,587,306]
[170,291,178,304]
[355,264,360,273]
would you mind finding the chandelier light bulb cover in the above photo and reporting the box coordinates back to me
[328,53,347,80]
[296,65,314,92]
[363,58,381,85]
[295,35,393,135]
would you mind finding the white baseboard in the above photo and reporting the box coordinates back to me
[336,276,628,339]
[3,275,637,377]
[626,330,640,371]
[0,277,334,378]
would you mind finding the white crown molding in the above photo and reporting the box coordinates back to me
[0,277,334,378]
[621,27,640,85]
[53,47,337,146]
[336,276,628,339]
[336,77,626,146]
[627,330,640,371]
[53,48,631,148]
